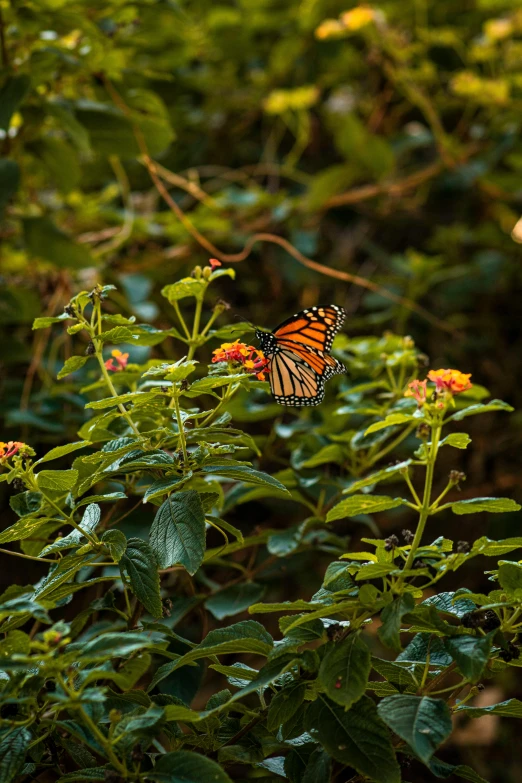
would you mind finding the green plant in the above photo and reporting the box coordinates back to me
[0,265,520,783]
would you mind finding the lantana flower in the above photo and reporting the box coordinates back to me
[105,349,129,372]
[209,258,222,271]
[405,379,428,406]
[0,441,33,462]
[212,340,269,381]
[427,369,472,394]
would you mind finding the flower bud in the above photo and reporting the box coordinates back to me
[384,534,399,552]
[85,341,96,356]
[415,423,430,440]
[402,529,415,544]
[449,470,466,487]
[456,540,470,553]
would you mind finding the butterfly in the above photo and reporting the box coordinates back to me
[255,305,346,406]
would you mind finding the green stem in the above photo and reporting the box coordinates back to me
[187,297,203,361]
[199,383,237,428]
[57,674,126,775]
[173,301,191,339]
[96,350,141,439]
[403,471,421,507]
[0,547,60,564]
[199,308,220,338]
[369,424,416,466]
[401,421,442,575]
[172,394,189,468]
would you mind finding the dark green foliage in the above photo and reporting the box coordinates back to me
[1,1,522,780]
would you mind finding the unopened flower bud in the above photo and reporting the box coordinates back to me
[191,266,202,279]
[416,423,430,440]
[202,266,212,279]
[449,470,466,487]
[384,534,399,552]
[402,529,415,544]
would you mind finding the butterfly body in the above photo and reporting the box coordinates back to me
[256,304,346,406]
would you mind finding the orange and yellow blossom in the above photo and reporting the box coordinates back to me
[427,369,472,394]
[405,379,428,406]
[212,341,269,381]
[105,349,129,372]
[0,441,32,461]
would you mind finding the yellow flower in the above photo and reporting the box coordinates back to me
[340,6,377,30]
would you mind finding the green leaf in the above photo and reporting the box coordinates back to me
[327,495,406,522]
[149,491,206,574]
[440,433,471,449]
[306,695,400,783]
[147,751,233,783]
[101,530,127,563]
[470,537,522,556]
[267,682,306,732]
[364,413,415,435]
[9,491,42,517]
[428,758,490,783]
[0,160,20,216]
[205,582,265,620]
[444,634,494,682]
[161,278,206,303]
[40,503,100,555]
[0,75,30,131]
[449,400,514,421]
[72,630,159,661]
[455,698,522,718]
[301,444,345,467]
[23,216,93,269]
[86,391,162,410]
[56,769,107,782]
[0,516,52,545]
[57,355,88,379]
[378,593,415,652]
[318,633,371,707]
[166,620,273,673]
[0,728,31,783]
[377,695,452,764]
[451,497,521,515]
[37,440,90,464]
[200,464,289,493]
[37,469,78,491]
[344,461,412,494]
[120,538,162,618]
[498,561,522,593]
[32,313,70,329]
[143,473,192,502]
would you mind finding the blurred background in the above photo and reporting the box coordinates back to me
[1,0,522,779]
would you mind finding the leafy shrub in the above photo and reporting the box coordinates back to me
[0,266,520,783]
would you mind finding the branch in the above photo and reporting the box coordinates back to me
[103,78,458,334]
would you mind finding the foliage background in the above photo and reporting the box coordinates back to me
[1,0,522,780]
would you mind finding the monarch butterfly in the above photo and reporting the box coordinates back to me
[255,305,346,406]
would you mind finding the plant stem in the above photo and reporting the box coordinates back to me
[187,297,203,361]
[199,308,220,338]
[173,300,191,339]
[370,424,416,466]
[401,421,442,574]
[95,350,141,439]
[0,547,60,564]
[172,394,189,467]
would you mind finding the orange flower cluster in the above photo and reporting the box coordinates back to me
[105,349,129,372]
[427,369,472,394]
[405,369,472,407]
[212,340,269,381]
[0,441,27,461]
